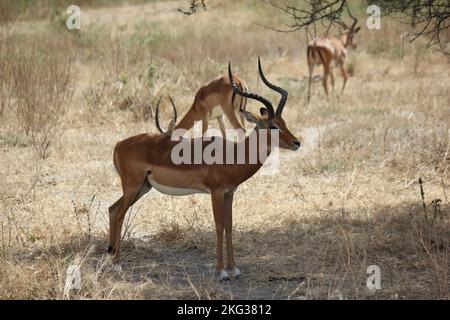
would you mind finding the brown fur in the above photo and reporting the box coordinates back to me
[108,110,300,273]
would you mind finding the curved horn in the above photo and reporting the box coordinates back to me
[346,3,358,30]
[257,56,288,115]
[155,96,177,134]
[168,96,178,125]
[155,96,164,133]
[228,62,275,116]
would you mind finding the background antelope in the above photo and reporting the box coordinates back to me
[155,74,248,138]
[108,58,300,280]
[306,4,360,102]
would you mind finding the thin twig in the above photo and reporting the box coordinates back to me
[419,178,427,221]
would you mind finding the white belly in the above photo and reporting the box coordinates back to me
[147,175,207,196]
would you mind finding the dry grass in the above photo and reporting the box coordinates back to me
[0,0,449,299]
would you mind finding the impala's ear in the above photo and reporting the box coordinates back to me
[260,108,268,116]
[354,26,361,33]
[242,110,261,124]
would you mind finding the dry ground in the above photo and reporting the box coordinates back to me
[0,0,449,299]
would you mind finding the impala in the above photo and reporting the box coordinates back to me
[107,58,301,280]
[155,73,249,139]
[306,5,360,102]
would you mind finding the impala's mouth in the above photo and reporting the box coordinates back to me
[291,140,301,150]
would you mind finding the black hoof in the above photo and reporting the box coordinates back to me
[107,245,114,254]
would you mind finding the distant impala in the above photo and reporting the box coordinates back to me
[155,74,248,139]
[307,4,360,102]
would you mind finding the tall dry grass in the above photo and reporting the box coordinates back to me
[1,33,74,159]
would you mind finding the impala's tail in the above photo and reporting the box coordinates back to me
[307,44,326,67]
[112,144,120,175]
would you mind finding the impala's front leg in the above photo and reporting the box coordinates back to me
[211,190,228,281]
[322,67,330,99]
[202,115,209,136]
[224,191,240,278]
[340,64,348,94]
[223,103,245,134]
[217,116,226,139]
[329,69,335,95]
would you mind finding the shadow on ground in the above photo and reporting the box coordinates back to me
[9,201,449,299]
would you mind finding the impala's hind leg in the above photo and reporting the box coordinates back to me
[329,68,335,96]
[108,176,152,261]
[108,197,122,254]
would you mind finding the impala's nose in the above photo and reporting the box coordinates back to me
[292,140,301,150]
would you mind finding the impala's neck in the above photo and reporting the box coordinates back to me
[340,32,351,48]
[248,127,275,155]
[234,127,275,178]
[174,108,197,131]
[339,33,346,46]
